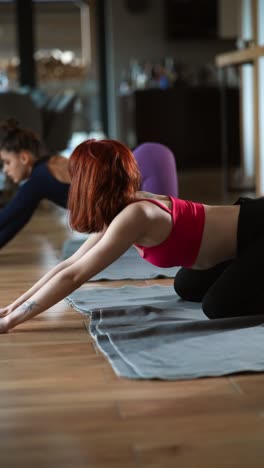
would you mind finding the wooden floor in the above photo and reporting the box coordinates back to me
[0,171,263,468]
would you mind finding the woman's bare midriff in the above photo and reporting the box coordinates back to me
[193,204,240,269]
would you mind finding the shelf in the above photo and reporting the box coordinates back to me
[215,45,264,67]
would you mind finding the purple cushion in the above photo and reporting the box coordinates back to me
[133,142,178,197]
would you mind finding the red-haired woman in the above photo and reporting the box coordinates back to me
[0,138,263,332]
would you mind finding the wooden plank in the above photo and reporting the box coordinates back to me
[215,45,264,68]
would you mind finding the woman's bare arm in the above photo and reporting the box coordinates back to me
[0,231,105,317]
[2,203,148,332]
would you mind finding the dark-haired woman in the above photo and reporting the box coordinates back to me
[0,119,70,248]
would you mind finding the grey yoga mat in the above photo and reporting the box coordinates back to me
[62,238,177,280]
[67,285,264,380]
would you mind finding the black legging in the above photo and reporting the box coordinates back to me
[174,197,264,319]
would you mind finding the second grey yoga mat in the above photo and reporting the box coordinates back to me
[67,285,264,380]
[62,238,177,280]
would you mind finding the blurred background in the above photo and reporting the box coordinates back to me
[0,0,263,200]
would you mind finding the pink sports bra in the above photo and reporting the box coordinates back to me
[134,196,205,268]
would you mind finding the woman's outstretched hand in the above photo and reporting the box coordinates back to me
[0,316,9,333]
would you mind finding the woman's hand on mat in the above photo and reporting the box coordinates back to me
[0,316,9,333]
[0,308,11,333]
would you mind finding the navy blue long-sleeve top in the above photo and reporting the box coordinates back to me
[0,159,70,248]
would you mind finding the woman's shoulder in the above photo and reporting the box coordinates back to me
[116,198,151,224]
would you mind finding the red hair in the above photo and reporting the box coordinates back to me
[68,139,142,233]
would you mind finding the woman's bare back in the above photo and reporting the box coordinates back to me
[47,155,71,184]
